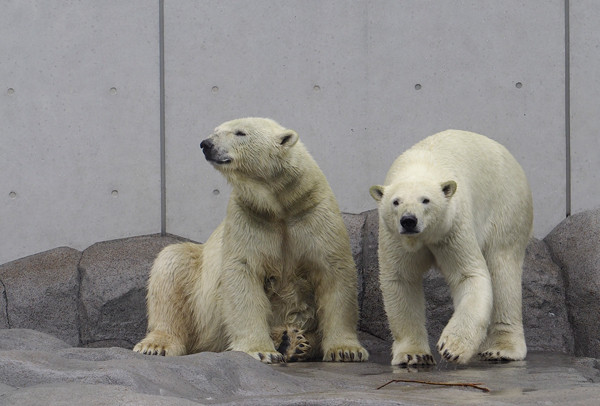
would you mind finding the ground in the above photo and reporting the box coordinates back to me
[0,329,599,405]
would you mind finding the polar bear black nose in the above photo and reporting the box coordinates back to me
[400,215,418,232]
[200,139,213,151]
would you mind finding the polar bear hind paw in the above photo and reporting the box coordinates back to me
[273,327,311,362]
[249,351,285,364]
[133,331,186,356]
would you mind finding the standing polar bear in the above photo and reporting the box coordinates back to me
[370,130,533,366]
[134,118,368,363]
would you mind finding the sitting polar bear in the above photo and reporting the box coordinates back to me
[134,117,368,363]
[370,130,533,366]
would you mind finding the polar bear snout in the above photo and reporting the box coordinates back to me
[200,138,232,165]
[400,214,419,234]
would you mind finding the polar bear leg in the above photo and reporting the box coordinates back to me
[435,240,493,364]
[380,247,435,366]
[479,248,527,361]
[221,261,284,364]
[310,254,369,362]
[133,243,198,356]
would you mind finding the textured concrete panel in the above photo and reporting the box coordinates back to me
[163,0,370,241]
[0,1,161,264]
[570,0,600,215]
[164,0,565,242]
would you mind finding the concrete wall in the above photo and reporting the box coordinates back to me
[1,1,598,264]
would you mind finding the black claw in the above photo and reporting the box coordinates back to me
[407,354,413,361]
[439,342,445,351]
[330,352,335,361]
[453,355,459,361]
[258,353,264,361]
[295,348,304,354]
[350,352,355,361]
[338,350,343,359]
[160,350,166,356]
[358,351,363,360]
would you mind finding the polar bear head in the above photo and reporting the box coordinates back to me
[370,179,457,244]
[200,117,299,181]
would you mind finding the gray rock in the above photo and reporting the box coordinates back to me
[358,209,390,341]
[522,238,574,353]
[342,213,367,306]
[545,208,600,358]
[341,213,366,272]
[0,281,7,329]
[0,328,71,351]
[423,268,453,348]
[0,247,81,345]
[78,235,183,348]
[0,329,599,406]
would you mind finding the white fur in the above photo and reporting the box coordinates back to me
[134,118,368,363]
[370,130,533,366]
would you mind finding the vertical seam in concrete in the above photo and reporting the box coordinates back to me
[564,0,571,218]
[159,0,167,235]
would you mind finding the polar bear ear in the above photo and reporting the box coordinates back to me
[369,185,385,202]
[441,180,457,198]
[278,130,299,148]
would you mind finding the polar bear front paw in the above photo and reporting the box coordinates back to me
[391,352,436,366]
[133,331,186,356]
[479,343,526,362]
[478,331,527,362]
[323,345,369,362]
[436,332,478,364]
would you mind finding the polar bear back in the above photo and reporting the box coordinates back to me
[385,130,533,247]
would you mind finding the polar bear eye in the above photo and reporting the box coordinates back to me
[422,198,430,204]
[392,199,400,207]
[235,130,246,136]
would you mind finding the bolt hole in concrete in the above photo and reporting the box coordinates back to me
[109,87,117,95]
[313,85,321,92]
[9,191,17,199]
[515,82,523,89]
[212,189,220,196]
[111,190,119,197]
[415,84,422,90]
[7,88,15,95]
[211,86,219,93]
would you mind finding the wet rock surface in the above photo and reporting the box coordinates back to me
[0,209,599,404]
[0,329,598,405]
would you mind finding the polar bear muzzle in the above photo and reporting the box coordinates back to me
[200,138,232,165]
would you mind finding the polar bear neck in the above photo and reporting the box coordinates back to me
[229,150,326,221]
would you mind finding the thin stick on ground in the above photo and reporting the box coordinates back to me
[376,379,490,393]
